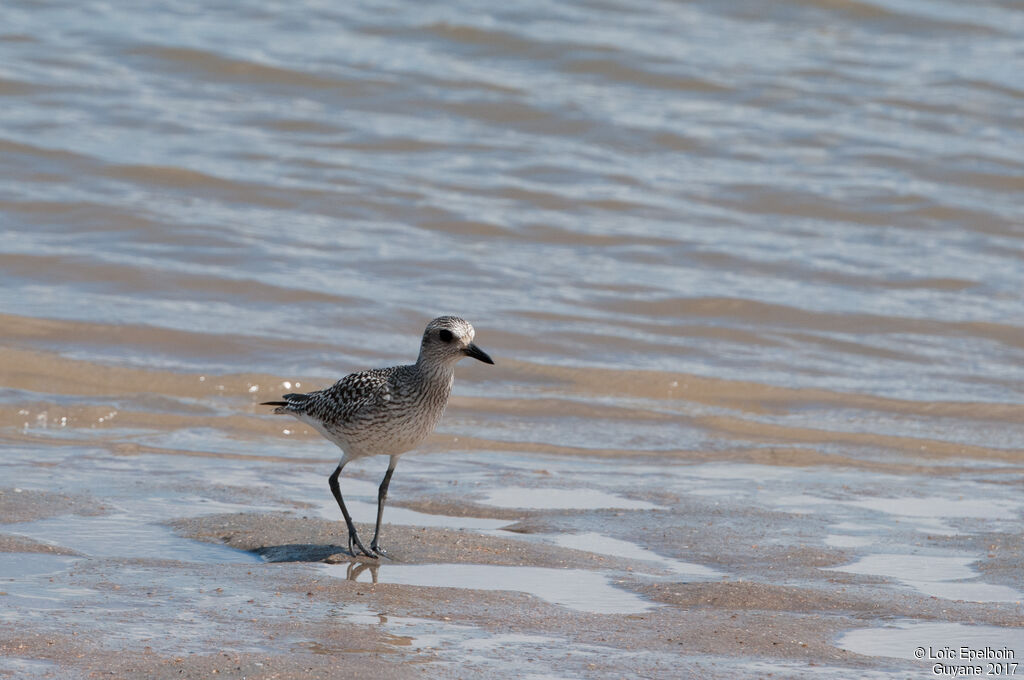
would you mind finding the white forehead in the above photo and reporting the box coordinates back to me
[426,316,475,339]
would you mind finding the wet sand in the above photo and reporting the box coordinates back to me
[3,404,1023,679]
[3,346,1024,678]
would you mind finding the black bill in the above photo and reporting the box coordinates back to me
[463,343,494,365]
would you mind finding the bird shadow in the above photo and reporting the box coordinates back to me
[254,543,351,563]
[254,543,382,582]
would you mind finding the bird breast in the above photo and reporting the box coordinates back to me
[337,372,453,457]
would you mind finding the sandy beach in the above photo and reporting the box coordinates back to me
[3,338,1023,678]
[3,0,1024,676]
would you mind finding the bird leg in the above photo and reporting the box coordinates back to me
[328,463,375,558]
[370,457,397,558]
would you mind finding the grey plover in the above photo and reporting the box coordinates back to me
[262,316,494,558]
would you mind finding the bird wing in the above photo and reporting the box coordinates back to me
[295,367,396,424]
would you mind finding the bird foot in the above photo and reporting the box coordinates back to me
[369,542,391,560]
[347,531,377,559]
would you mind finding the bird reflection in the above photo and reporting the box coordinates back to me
[346,561,379,583]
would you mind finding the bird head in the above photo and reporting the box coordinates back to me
[418,316,494,367]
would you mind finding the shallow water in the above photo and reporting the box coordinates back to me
[828,553,1022,603]
[2,0,1023,412]
[481,487,661,510]
[838,621,1024,661]
[547,532,721,577]
[328,562,657,615]
[2,0,1023,677]
[8,514,265,564]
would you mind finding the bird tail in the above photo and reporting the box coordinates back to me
[261,392,310,415]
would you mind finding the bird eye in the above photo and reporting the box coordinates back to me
[438,329,453,343]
